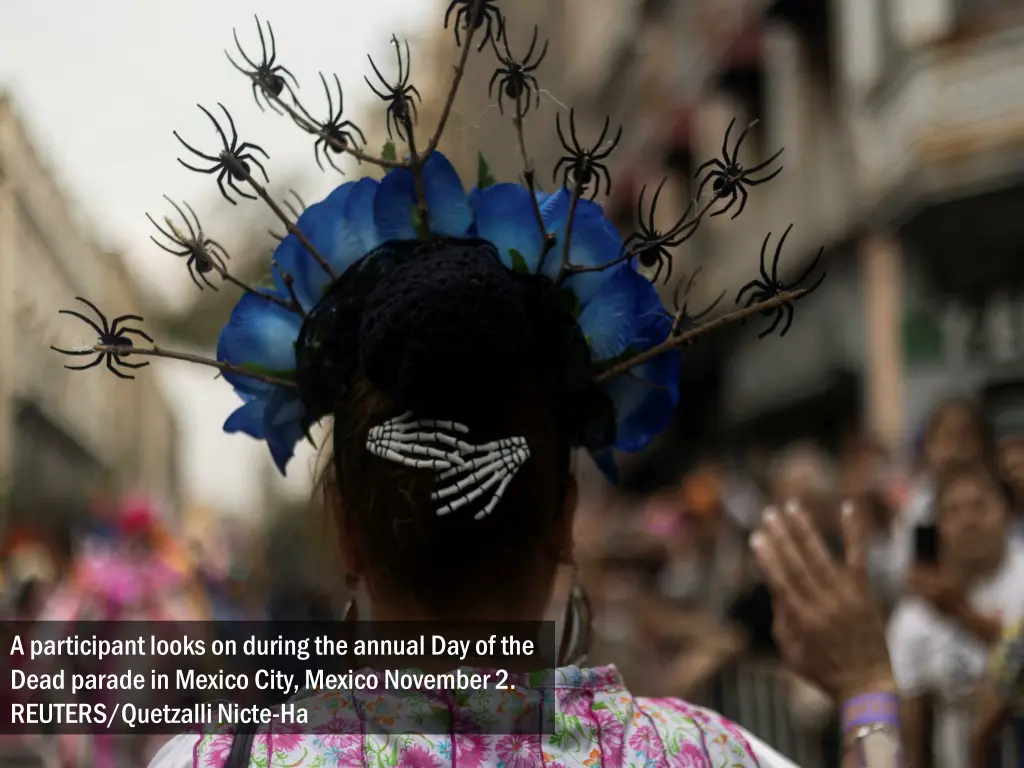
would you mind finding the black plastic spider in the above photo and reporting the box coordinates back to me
[147,196,230,291]
[695,118,784,219]
[174,104,270,205]
[623,178,699,284]
[489,24,548,116]
[365,36,421,142]
[666,268,726,337]
[735,225,826,339]
[226,16,299,113]
[444,0,503,52]
[50,297,154,380]
[292,73,367,172]
[553,110,623,200]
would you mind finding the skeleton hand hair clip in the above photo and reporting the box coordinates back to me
[366,412,531,520]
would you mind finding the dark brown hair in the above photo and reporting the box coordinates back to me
[923,396,995,463]
[319,374,572,618]
[933,458,1013,512]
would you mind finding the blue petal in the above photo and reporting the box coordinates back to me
[223,398,267,439]
[472,183,545,272]
[273,183,370,311]
[216,293,303,391]
[540,188,623,306]
[601,314,680,453]
[344,177,382,253]
[264,388,307,474]
[578,264,661,361]
[373,152,471,239]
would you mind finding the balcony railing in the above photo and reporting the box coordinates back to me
[861,21,1024,205]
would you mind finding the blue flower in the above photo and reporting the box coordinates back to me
[216,292,306,473]
[594,312,680,482]
[216,151,679,479]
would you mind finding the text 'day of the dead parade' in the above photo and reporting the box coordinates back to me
[2,621,556,734]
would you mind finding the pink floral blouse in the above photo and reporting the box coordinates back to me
[148,665,795,768]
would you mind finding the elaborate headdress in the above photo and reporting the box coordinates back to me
[51,2,823,519]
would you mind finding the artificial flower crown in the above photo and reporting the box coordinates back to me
[51,1,823,516]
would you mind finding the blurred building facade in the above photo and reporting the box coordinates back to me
[422,0,1024,459]
[0,95,181,534]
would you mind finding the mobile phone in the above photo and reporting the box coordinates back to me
[913,523,939,565]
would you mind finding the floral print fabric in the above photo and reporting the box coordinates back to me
[151,665,765,768]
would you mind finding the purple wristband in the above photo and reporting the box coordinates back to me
[841,692,900,735]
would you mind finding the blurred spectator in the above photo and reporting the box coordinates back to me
[992,409,1024,544]
[637,464,748,696]
[888,459,1024,768]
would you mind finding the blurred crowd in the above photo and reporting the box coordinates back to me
[3,393,1024,767]
[577,394,1024,768]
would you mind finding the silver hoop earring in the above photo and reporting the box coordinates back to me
[557,573,593,667]
[343,574,360,622]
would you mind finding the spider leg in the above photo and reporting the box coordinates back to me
[325,142,345,174]
[453,6,466,46]
[62,354,105,371]
[488,68,503,99]
[759,306,784,339]
[597,164,613,198]
[255,15,271,67]
[51,346,97,357]
[341,121,367,146]
[239,152,270,182]
[226,171,257,202]
[106,356,136,380]
[731,119,758,165]
[711,191,737,218]
[109,316,144,336]
[206,240,231,270]
[400,39,413,87]
[117,327,155,344]
[115,358,150,370]
[552,156,571,187]
[772,224,794,285]
[444,1,458,29]
[695,157,726,177]
[693,290,727,321]
[363,75,390,101]
[569,109,584,155]
[744,166,784,186]
[736,280,765,306]
[232,28,260,71]
[695,170,719,201]
[478,13,495,51]
[742,146,784,176]
[496,83,507,115]
[219,104,242,151]
[186,260,205,290]
[757,232,773,285]
[216,168,236,205]
[778,303,795,337]
[177,160,221,175]
[279,65,300,91]
[732,184,749,220]
[163,197,196,241]
[182,201,204,237]
[649,177,669,233]
[59,308,105,338]
[407,96,420,125]
[145,218,181,250]
[173,132,221,164]
[195,105,230,153]
[592,115,611,153]
[312,138,328,172]
[592,124,623,160]
[721,118,736,163]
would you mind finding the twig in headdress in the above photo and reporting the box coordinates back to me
[175,104,338,281]
[695,118,784,220]
[292,73,367,174]
[735,225,825,338]
[444,0,504,52]
[594,290,808,384]
[493,23,549,245]
[50,298,153,380]
[225,16,299,114]
[92,343,298,388]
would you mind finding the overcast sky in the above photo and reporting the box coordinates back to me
[0,0,438,519]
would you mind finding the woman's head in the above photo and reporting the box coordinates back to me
[935,459,1010,569]
[308,239,593,621]
[922,397,992,472]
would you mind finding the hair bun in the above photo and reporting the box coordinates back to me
[358,239,531,420]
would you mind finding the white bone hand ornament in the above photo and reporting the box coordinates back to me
[366,412,531,520]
